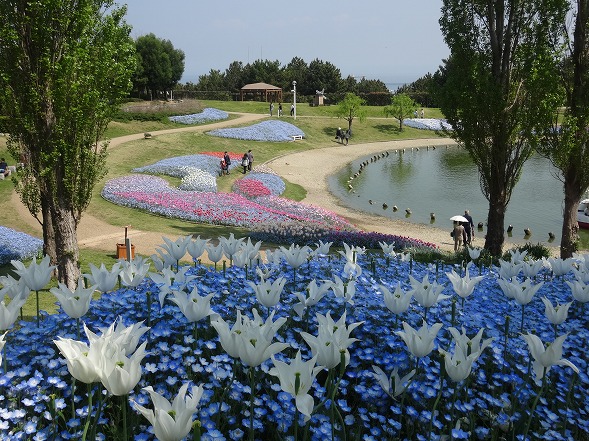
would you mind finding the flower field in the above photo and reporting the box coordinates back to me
[207,120,305,142]
[404,119,453,131]
[0,227,43,265]
[168,109,229,125]
[103,152,354,233]
[0,238,588,440]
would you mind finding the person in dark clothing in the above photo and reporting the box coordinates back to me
[223,152,231,174]
[241,153,249,174]
[463,210,475,245]
[247,150,253,171]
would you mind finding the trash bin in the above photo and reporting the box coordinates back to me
[116,243,135,260]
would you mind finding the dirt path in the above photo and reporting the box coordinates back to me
[11,113,555,259]
[10,113,267,261]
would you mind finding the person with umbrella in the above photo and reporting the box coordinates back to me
[450,215,468,252]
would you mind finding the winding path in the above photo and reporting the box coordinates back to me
[10,113,267,259]
[10,112,513,258]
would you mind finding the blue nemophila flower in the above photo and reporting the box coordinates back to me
[0,226,43,265]
[208,120,304,142]
[1,242,589,439]
[168,108,228,125]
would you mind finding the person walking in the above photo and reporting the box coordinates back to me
[241,153,249,174]
[290,103,295,117]
[269,102,274,117]
[220,158,228,176]
[453,221,466,252]
[223,151,231,174]
[247,149,254,171]
[278,103,283,117]
[463,210,474,245]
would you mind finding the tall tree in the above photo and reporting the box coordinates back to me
[195,69,225,91]
[439,0,565,255]
[384,93,419,131]
[304,59,342,96]
[0,0,135,287]
[243,59,282,86]
[135,33,184,99]
[336,93,367,133]
[224,61,245,92]
[284,56,308,90]
[538,0,589,258]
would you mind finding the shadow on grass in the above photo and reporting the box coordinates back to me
[374,124,402,134]
[168,223,248,240]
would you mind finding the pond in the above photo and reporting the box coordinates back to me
[329,144,589,249]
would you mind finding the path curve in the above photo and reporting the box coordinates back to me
[11,112,548,258]
[10,112,267,260]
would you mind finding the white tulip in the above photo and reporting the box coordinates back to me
[548,257,574,277]
[541,297,572,325]
[50,277,97,319]
[270,351,322,422]
[372,365,415,398]
[497,259,522,280]
[395,320,443,359]
[12,255,55,291]
[301,311,363,370]
[170,286,215,323]
[186,235,209,261]
[248,277,286,308]
[158,235,192,263]
[133,383,204,441]
[566,279,589,303]
[380,282,412,315]
[521,333,579,383]
[446,268,484,299]
[85,262,121,293]
[521,259,544,279]
[292,279,330,317]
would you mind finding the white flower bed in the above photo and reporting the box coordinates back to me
[178,167,217,192]
[403,118,453,131]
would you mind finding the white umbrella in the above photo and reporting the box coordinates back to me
[450,215,468,223]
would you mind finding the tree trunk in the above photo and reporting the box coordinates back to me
[40,187,57,265]
[560,177,582,258]
[484,191,507,256]
[50,203,80,289]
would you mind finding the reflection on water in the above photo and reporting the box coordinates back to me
[329,145,589,248]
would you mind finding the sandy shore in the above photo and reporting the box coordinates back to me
[266,138,489,253]
[10,115,558,258]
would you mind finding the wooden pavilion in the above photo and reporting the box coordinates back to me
[240,82,283,102]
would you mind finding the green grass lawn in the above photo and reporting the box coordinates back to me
[0,99,551,318]
[2,101,442,316]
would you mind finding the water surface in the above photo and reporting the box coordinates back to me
[329,145,589,248]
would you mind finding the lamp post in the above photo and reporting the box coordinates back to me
[291,80,297,120]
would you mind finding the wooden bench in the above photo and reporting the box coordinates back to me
[291,135,303,141]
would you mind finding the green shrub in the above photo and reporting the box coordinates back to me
[503,242,551,261]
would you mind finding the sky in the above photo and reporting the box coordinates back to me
[121,0,449,86]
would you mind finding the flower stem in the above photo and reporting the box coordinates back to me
[294,406,299,441]
[193,321,198,353]
[249,366,256,441]
[192,420,202,441]
[428,355,445,441]
[122,394,128,440]
[522,367,546,439]
[82,383,93,441]
[36,290,40,327]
